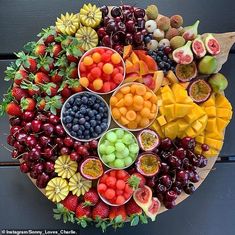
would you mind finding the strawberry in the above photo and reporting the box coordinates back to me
[37,98,46,110]
[116,205,127,221]
[50,44,62,58]
[83,188,99,206]
[16,52,37,73]
[33,72,50,84]
[20,81,40,96]
[14,69,28,85]
[38,56,54,74]
[66,63,78,79]
[61,194,78,212]
[109,207,118,220]
[38,26,57,45]
[50,70,63,83]
[60,84,72,98]
[11,87,28,101]
[129,173,146,189]
[41,83,59,97]
[6,102,22,116]
[75,203,91,218]
[66,54,78,63]
[20,98,36,111]
[66,79,83,93]
[125,198,142,216]
[92,201,109,220]
[34,44,47,57]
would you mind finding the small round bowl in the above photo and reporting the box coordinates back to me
[98,128,139,169]
[61,91,111,142]
[97,169,133,206]
[110,82,159,131]
[78,46,126,95]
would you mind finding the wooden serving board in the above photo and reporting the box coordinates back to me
[19,8,235,216]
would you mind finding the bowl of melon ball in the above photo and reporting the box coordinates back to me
[110,82,158,131]
[98,128,139,169]
[78,46,125,94]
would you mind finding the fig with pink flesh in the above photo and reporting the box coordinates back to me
[188,79,212,104]
[192,36,206,58]
[136,153,161,177]
[172,41,194,64]
[175,62,197,82]
[204,33,221,55]
[137,129,160,151]
[182,20,200,41]
[80,157,104,180]
[133,185,152,211]
[145,197,161,221]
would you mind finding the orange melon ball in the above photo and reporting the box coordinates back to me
[150,95,158,104]
[124,94,133,106]
[83,56,93,66]
[130,84,138,93]
[139,118,150,127]
[92,52,101,63]
[120,116,129,125]
[116,99,125,108]
[140,107,151,117]
[144,92,153,100]
[133,95,144,106]
[119,107,127,115]
[103,63,114,74]
[133,104,143,111]
[79,77,89,88]
[110,96,118,106]
[135,114,142,124]
[111,53,122,64]
[115,92,124,100]
[120,86,131,94]
[151,104,157,113]
[93,79,103,91]
[135,84,146,95]
[112,108,121,119]
[126,110,137,121]
[144,100,152,109]
[149,112,156,119]
[128,121,137,129]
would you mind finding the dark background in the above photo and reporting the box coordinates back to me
[0,1,235,235]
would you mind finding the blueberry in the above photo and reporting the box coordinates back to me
[65,103,71,109]
[62,117,68,124]
[165,63,171,70]
[158,46,164,51]
[80,108,86,114]
[88,98,94,106]
[77,129,82,136]
[90,120,96,127]
[85,122,91,129]
[84,130,90,135]
[94,110,98,115]
[71,111,76,117]
[144,35,152,44]
[80,126,85,131]
[66,123,72,129]
[101,123,107,130]
[90,127,94,132]
[158,51,164,57]
[72,125,79,131]
[73,106,78,112]
[94,103,99,110]
[151,55,157,61]
[75,98,81,106]
[96,99,101,103]
[163,55,168,61]
[96,114,101,120]
[99,107,104,113]
[88,110,94,117]
[85,135,90,139]
[159,61,165,68]
[103,118,108,123]
[156,56,161,62]
[95,126,102,134]
[69,98,74,105]
[73,118,79,124]
[93,133,98,138]
[97,120,101,125]
[79,117,86,125]
[103,112,108,118]
[71,131,77,136]
[65,116,72,123]
[82,96,88,104]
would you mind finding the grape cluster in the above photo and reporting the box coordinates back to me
[98,5,147,53]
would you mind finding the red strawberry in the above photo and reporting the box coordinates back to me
[61,194,78,212]
[125,198,142,216]
[38,56,54,74]
[92,201,109,220]
[20,98,36,111]
[66,79,83,93]
[50,70,63,83]
[109,207,118,220]
[6,102,22,116]
[20,81,40,96]
[60,84,72,98]
[67,54,78,63]
[109,206,127,221]
[11,87,28,101]
[15,52,37,73]
[84,188,99,206]
[75,203,91,218]
[129,173,146,188]
[33,72,50,84]
[38,27,57,45]
[34,44,46,57]
[52,44,62,58]
[66,64,78,79]
[14,69,28,85]
[41,83,59,97]
[38,99,46,110]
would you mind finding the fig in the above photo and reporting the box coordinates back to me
[165,28,180,40]
[204,33,221,55]
[145,197,161,221]
[157,16,171,31]
[175,62,197,82]
[172,41,194,64]
[183,20,200,41]
[170,36,185,49]
[80,157,104,180]
[137,129,160,151]
[136,152,160,177]
[133,185,152,211]
[188,79,212,103]
[192,36,206,58]
[170,15,184,28]
[146,5,159,20]
[198,55,217,75]
[208,73,228,93]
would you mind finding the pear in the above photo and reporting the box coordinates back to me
[198,56,217,74]
[208,73,228,93]
[183,20,200,41]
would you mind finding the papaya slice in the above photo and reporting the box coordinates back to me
[123,45,132,60]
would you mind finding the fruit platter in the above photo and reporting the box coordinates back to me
[0,2,234,232]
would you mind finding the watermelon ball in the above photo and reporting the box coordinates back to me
[98,128,139,169]
[62,92,110,141]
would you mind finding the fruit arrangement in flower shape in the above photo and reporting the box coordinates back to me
[0,1,234,232]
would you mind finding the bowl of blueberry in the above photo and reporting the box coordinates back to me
[61,91,111,142]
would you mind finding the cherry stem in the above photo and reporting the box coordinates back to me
[1,144,13,153]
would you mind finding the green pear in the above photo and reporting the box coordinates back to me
[198,56,217,74]
[208,73,228,93]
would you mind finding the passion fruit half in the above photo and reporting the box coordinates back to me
[137,129,160,151]
[188,79,212,104]
[175,62,197,82]
[80,157,104,180]
[136,153,161,177]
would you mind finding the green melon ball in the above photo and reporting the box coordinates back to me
[99,144,106,154]
[122,147,130,157]
[103,140,111,146]
[114,159,125,168]
[129,143,140,154]
[130,152,137,159]
[109,161,116,168]
[106,131,117,143]
[102,155,109,163]
[115,129,125,138]
[124,157,133,166]
[106,153,116,163]
[122,133,133,145]
[105,145,115,154]
[115,142,126,152]
[116,152,125,159]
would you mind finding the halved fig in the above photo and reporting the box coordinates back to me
[133,185,152,211]
[137,129,160,151]
[204,33,221,55]
[136,153,161,177]
[172,41,194,64]
[80,157,104,180]
[175,62,197,82]
[145,197,161,221]
[192,36,206,58]
[182,20,200,41]
[188,79,212,103]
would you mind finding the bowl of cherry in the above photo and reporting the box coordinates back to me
[78,46,125,95]
[61,91,111,142]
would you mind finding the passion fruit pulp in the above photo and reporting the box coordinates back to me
[137,129,160,151]
[175,62,197,82]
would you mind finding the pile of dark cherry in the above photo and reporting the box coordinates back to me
[8,111,98,188]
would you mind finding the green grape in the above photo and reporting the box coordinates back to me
[114,159,125,168]
[122,133,133,145]
[103,140,111,146]
[99,144,106,154]
[106,153,116,163]
[124,157,133,166]
[122,147,130,157]
[116,152,125,159]
[115,129,125,138]
[115,142,125,152]
[106,131,117,143]
[109,161,116,168]
[105,145,115,154]
[101,155,109,163]
[129,143,140,154]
